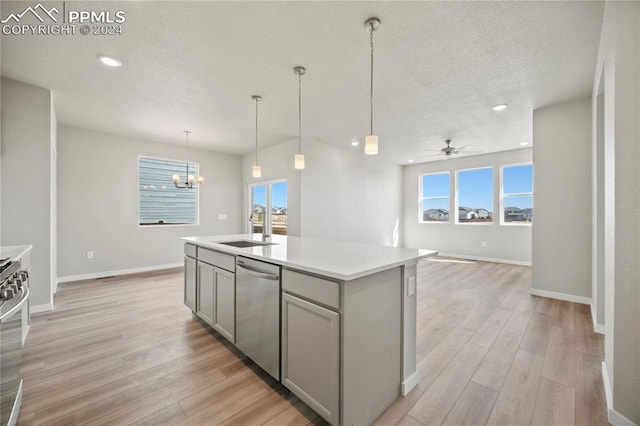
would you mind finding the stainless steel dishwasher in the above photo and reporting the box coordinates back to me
[235,256,281,380]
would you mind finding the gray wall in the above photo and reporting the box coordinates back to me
[1,78,55,310]
[595,2,640,423]
[57,125,243,279]
[532,98,592,299]
[403,148,533,264]
[243,139,403,247]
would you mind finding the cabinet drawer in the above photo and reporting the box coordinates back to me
[184,243,197,258]
[282,269,340,310]
[198,248,235,272]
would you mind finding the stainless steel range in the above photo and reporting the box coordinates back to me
[0,259,29,426]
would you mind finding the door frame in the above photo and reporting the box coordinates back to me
[247,178,287,235]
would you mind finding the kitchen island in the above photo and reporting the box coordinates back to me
[182,234,436,425]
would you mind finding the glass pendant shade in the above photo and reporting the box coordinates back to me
[172,174,180,184]
[252,165,262,178]
[197,176,205,185]
[294,154,305,170]
[365,134,379,155]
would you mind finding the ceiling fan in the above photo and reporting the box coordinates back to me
[418,139,482,159]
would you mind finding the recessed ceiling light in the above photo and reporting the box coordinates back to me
[351,140,360,146]
[492,104,508,111]
[97,54,122,67]
[520,142,529,146]
[408,159,414,163]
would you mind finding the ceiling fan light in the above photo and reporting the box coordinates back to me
[365,134,378,155]
[252,165,262,178]
[294,154,305,170]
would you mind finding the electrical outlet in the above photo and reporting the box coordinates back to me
[87,251,94,259]
[481,241,487,247]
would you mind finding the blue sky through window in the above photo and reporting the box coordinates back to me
[503,164,533,194]
[458,168,493,211]
[422,173,449,198]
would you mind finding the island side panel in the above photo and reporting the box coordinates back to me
[402,262,418,395]
[341,267,402,425]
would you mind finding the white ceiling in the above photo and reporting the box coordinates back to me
[1,1,604,164]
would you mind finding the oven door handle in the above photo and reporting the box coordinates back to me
[0,286,29,323]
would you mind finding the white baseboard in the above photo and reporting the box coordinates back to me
[31,303,53,313]
[57,262,183,284]
[402,371,419,396]
[602,362,638,426]
[437,252,531,266]
[590,302,605,334]
[529,288,591,305]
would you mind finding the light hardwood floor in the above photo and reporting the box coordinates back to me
[17,258,607,425]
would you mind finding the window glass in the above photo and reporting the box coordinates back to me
[457,168,493,223]
[138,156,198,226]
[420,172,450,223]
[502,164,533,224]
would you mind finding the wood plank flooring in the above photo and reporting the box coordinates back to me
[17,259,607,425]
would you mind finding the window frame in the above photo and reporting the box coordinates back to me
[418,171,451,224]
[455,166,494,226]
[500,162,533,226]
[137,155,200,228]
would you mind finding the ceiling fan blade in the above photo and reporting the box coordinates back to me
[457,150,482,154]
[416,153,444,158]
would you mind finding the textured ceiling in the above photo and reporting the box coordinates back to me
[1,1,604,164]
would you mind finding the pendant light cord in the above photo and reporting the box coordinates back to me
[184,130,190,178]
[369,24,374,135]
[298,71,302,154]
[255,99,259,165]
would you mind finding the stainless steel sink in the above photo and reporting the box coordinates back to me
[218,240,277,248]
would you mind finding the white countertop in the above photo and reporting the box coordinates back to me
[182,234,437,281]
[0,245,32,262]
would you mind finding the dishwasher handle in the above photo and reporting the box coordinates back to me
[236,263,279,280]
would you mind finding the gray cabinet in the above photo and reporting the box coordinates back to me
[184,255,197,311]
[196,261,215,325]
[282,292,340,425]
[213,267,235,342]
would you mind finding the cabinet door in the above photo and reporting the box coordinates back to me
[184,256,197,311]
[213,267,235,343]
[282,293,340,425]
[196,261,215,326]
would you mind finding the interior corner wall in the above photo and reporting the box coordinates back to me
[57,125,243,279]
[403,148,533,264]
[532,98,592,300]
[242,139,403,247]
[1,78,54,310]
[300,141,403,247]
[596,2,640,424]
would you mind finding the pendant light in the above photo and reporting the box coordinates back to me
[252,95,262,178]
[172,131,204,189]
[293,66,306,170]
[364,17,381,155]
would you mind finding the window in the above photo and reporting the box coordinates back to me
[249,180,288,235]
[138,156,199,226]
[501,163,533,225]
[420,172,450,223]
[456,167,493,224]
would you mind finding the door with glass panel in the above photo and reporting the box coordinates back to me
[249,180,287,235]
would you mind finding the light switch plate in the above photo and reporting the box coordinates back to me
[218,214,228,220]
[407,276,416,296]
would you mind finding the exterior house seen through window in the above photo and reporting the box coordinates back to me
[501,163,533,224]
[420,172,450,223]
[138,156,199,226]
[456,167,493,224]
